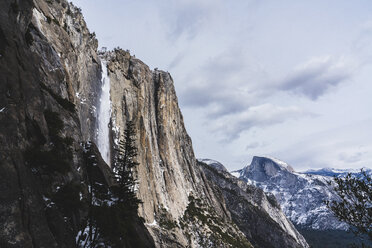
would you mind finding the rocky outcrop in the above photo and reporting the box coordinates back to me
[199,161,309,248]
[199,158,229,172]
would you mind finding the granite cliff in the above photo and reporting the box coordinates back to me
[101,48,251,248]
[0,0,308,247]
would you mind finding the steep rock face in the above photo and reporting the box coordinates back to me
[235,156,347,230]
[103,50,251,247]
[106,50,195,221]
[242,156,296,182]
[28,0,102,141]
[199,161,309,248]
[0,0,88,246]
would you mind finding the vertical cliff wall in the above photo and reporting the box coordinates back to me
[103,50,252,247]
[0,0,100,246]
[106,50,199,223]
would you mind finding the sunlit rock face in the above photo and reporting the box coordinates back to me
[105,50,195,222]
[102,50,251,247]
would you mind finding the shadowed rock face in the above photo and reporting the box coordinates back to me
[0,0,152,246]
[0,0,94,246]
[241,156,297,183]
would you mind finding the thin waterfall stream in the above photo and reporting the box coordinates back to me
[97,60,111,166]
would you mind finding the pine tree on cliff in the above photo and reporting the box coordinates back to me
[112,119,142,212]
[96,120,142,246]
[77,121,142,247]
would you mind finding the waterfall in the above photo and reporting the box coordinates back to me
[97,60,111,166]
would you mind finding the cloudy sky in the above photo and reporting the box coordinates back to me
[72,0,372,171]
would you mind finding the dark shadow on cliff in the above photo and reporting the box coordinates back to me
[79,142,155,248]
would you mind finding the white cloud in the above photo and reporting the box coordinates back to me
[213,103,311,140]
[278,56,356,100]
[273,119,372,170]
[159,0,217,41]
[338,151,365,163]
[245,141,262,150]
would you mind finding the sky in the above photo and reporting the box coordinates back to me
[71,0,372,171]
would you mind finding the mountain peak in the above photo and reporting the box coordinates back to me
[240,156,294,182]
[257,156,295,173]
[237,156,349,231]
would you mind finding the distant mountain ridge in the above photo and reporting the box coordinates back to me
[201,157,372,247]
[232,156,347,230]
[303,167,372,178]
[201,156,370,232]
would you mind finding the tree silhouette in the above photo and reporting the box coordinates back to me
[76,121,142,247]
[112,120,142,212]
[326,169,372,245]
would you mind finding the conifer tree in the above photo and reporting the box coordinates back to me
[77,120,142,247]
[112,120,142,212]
[326,169,372,245]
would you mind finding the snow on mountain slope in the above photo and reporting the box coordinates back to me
[233,156,348,230]
[303,167,372,178]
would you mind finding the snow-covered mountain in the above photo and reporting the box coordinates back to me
[303,167,372,178]
[232,156,348,230]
